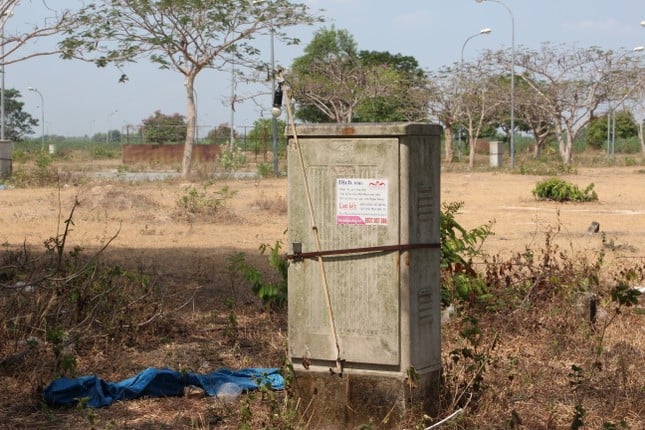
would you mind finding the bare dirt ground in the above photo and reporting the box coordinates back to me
[3,166,644,259]
[0,164,644,428]
[443,166,645,258]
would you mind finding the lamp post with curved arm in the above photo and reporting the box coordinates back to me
[253,0,280,176]
[28,86,45,151]
[476,0,515,168]
[459,28,492,160]
[461,28,493,64]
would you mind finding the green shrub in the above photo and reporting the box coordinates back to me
[440,201,494,307]
[218,148,247,172]
[228,241,288,310]
[532,177,598,202]
[257,162,274,178]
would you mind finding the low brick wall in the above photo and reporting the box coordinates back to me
[122,144,221,164]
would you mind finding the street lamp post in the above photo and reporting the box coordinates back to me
[253,0,280,176]
[28,86,45,151]
[476,0,515,168]
[459,28,492,160]
[269,24,280,177]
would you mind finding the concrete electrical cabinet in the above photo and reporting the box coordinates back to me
[287,123,442,428]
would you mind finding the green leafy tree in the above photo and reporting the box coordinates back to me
[290,26,428,123]
[3,89,38,141]
[108,129,122,143]
[141,111,187,144]
[290,26,358,123]
[60,0,320,177]
[354,50,429,122]
[586,111,637,149]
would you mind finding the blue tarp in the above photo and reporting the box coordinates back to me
[43,367,284,408]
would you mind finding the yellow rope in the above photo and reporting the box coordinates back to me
[282,75,343,375]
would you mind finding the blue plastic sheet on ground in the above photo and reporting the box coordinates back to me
[43,367,284,408]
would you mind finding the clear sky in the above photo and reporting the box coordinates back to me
[4,0,645,138]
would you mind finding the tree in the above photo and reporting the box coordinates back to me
[1,1,79,66]
[3,89,37,141]
[509,44,642,164]
[108,129,123,143]
[290,26,360,123]
[60,0,320,177]
[353,51,429,122]
[427,66,461,162]
[586,111,638,149]
[459,58,504,169]
[141,111,187,144]
[621,75,645,155]
[511,76,554,158]
[289,26,428,123]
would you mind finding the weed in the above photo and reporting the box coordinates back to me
[440,201,494,307]
[443,316,498,411]
[0,200,178,392]
[570,404,586,430]
[176,184,236,218]
[218,148,247,172]
[227,241,289,310]
[532,177,598,202]
[4,150,60,187]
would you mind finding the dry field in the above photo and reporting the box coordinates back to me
[0,164,643,428]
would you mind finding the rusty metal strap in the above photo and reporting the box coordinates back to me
[287,242,440,261]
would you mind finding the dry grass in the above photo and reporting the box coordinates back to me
[251,193,288,215]
[0,161,643,429]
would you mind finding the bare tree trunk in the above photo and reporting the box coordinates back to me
[532,131,543,158]
[554,123,571,165]
[533,139,541,158]
[468,136,476,169]
[443,126,454,163]
[181,75,197,178]
[561,133,574,164]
